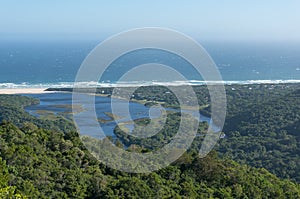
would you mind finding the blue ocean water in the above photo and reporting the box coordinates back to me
[0,40,300,87]
[11,40,299,139]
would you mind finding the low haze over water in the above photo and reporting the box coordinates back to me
[0,41,299,88]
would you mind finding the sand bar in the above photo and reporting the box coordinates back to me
[0,88,53,94]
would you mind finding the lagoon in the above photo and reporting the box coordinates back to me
[24,92,214,139]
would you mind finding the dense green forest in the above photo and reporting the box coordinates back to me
[218,84,300,182]
[1,83,300,198]
[110,84,300,182]
[48,84,300,181]
[1,121,299,198]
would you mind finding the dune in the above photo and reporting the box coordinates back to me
[0,88,52,94]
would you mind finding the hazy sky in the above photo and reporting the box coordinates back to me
[1,0,300,41]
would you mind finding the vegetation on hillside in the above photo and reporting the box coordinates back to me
[0,83,300,198]
[0,120,299,198]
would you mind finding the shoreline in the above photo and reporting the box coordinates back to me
[0,88,55,94]
[0,80,300,89]
[0,81,299,95]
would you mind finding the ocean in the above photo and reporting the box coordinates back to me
[2,40,299,139]
[0,40,300,88]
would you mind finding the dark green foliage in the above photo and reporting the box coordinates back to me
[217,85,300,182]
[1,89,300,198]
[0,94,76,133]
[47,85,210,109]
[1,120,299,198]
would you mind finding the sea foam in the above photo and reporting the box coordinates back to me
[1,79,300,89]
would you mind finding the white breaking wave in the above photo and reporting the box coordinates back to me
[1,79,300,89]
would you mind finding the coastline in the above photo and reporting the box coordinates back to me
[0,88,53,94]
[1,79,300,90]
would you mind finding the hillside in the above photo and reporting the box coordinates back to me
[219,85,300,182]
[0,94,300,198]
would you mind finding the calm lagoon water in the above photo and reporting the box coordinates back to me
[24,92,213,138]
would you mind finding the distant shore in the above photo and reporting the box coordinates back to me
[0,88,53,94]
[1,80,300,95]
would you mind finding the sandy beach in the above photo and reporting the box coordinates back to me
[0,88,51,94]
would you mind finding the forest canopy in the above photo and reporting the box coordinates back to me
[0,83,300,198]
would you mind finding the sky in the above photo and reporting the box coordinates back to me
[1,0,300,42]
